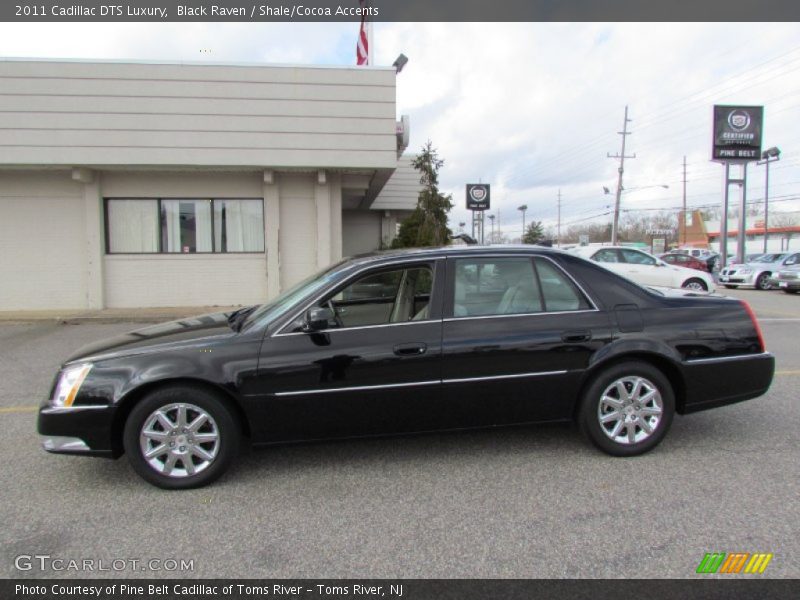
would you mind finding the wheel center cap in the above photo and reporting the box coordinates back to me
[176,435,187,446]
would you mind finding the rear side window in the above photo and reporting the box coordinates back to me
[534,258,592,312]
[620,249,656,265]
[453,258,542,317]
[593,249,619,263]
[450,257,591,317]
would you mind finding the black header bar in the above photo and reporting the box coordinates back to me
[3,0,800,22]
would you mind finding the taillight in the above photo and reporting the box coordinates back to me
[740,300,765,352]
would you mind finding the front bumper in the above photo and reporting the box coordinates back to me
[37,404,118,458]
[718,272,754,286]
[770,278,800,290]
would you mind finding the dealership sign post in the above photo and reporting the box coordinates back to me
[466,184,490,244]
[712,105,763,268]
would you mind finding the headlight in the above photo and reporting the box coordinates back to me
[738,267,753,275]
[51,364,92,407]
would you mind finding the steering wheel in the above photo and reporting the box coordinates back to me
[327,299,344,328]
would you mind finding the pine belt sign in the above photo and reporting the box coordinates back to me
[466,184,490,210]
[712,105,763,161]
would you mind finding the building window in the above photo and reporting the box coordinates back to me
[213,199,265,253]
[107,199,159,253]
[106,199,264,254]
[161,199,213,253]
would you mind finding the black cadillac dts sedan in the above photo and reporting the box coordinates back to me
[39,246,774,489]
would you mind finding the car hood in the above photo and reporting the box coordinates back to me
[647,286,715,298]
[64,312,237,364]
[662,263,709,278]
[751,259,784,265]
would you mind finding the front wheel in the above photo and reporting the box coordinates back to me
[578,361,675,457]
[682,278,708,291]
[755,272,772,291]
[123,385,239,489]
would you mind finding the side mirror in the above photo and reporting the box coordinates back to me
[303,306,334,332]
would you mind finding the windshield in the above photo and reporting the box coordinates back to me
[241,259,351,331]
[754,253,786,263]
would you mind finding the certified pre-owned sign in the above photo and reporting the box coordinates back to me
[713,105,763,161]
[466,184,490,210]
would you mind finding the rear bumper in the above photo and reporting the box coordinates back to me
[680,352,775,414]
[37,404,117,458]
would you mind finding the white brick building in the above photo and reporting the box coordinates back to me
[0,58,418,310]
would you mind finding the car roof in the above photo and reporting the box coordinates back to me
[570,245,651,254]
[346,244,570,266]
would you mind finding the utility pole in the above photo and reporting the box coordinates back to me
[682,156,687,246]
[557,189,562,247]
[488,214,496,243]
[607,105,636,245]
[518,205,528,241]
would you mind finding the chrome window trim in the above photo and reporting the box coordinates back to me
[272,256,445,337]
[684,352,773,365]
[275,319,438,337]
[443,309,599,323]
[271,369,568,397]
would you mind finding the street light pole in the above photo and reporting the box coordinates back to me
[488,214,496,243]
[557,189,561,248]
[607,105,635,245]
[518,205,528,241]
[757,146,781,254]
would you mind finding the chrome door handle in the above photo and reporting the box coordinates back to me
[393,343,427,356]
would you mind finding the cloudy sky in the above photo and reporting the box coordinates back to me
[1,21,798,238]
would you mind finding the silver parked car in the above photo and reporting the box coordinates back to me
[719,252,800,290]
[769,265,800,294]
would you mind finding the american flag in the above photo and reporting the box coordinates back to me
[356,0,370,65]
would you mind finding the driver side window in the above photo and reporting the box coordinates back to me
[323,265,434,329]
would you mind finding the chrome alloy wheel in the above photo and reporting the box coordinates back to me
[139,403,220,478]
[597,376,663,445]
[683,280,706,291]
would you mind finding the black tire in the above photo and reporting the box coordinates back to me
[724,285,738,289]
[682,278,708,291]
[578,361,675,457]
[754,272,772,291]
[123,385,239,489]
[783,289,799,295]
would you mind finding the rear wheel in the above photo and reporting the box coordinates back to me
[682,278,708,291]
[578,361,675,457]
[755,272,772,291]
[123,385,239,489]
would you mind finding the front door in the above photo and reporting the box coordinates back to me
[250,259,445,442]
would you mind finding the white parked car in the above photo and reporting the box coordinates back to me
[570,246,716,292]
[719,252,800,290]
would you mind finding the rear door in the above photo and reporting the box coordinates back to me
[441,254,612,426]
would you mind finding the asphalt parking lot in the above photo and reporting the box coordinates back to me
[1,288,798,579]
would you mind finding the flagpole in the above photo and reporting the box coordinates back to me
[366,8,373,65]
